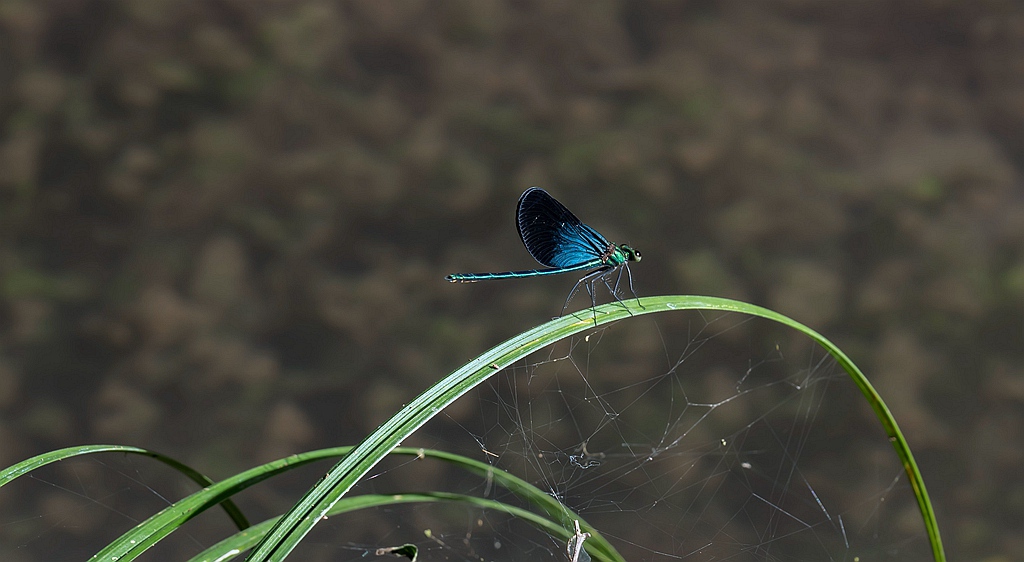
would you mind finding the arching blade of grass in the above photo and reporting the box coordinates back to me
[247,295,944,562]
[189,492,619,562]
[0,444,249,531]
[85,446,620,562]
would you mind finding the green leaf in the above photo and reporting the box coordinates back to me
[85,446,620,562]
[246,296,945,562]
[191,493,616,562]
[0,444,249,530]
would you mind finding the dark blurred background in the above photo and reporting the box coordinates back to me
[0,0,1022,560]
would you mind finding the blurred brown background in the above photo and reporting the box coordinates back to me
[1,0,1022,560]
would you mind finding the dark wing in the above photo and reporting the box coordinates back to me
[516,188,609,268]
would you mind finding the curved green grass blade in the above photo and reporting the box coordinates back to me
[408,449,621,562]
[87,447,620,562]
[0,444,249,530]
[189,492,617,562]
[246,295,944,562]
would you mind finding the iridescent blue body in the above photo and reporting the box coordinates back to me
[446,188,640,283]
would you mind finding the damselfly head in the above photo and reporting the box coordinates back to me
[621,244,641,262]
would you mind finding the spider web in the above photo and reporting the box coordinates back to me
[382,311,931,561]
